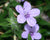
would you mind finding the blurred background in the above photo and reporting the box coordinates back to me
[0,0,50,40]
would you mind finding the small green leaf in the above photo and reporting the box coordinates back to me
[1,30,12,38]
[41,36,45,40]
[9,8,14,18]
[44,31,50,36]
[9,8,19,30]
[0,22,9,26]
[9,0,20,7]
[28,34,32,40]
[37,18,50,26]
[16,30,22,39]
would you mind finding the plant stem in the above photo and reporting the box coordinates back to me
[14,34,16,40]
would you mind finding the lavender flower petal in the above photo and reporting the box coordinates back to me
[16,0,21,2]
[31,36,34,40]
[32,39,34,40]
[23,1,31,12]
[16,0,24,2]
[17,15,26,23]
[21,31,29,38]
[24,24,31,31]
[29,8,40,17]
[24,24,37,32]
[34,33,42,39]
[27,17,36,26]
[35,24,39,32]
[15,5,24,14]
[21,0,24,2]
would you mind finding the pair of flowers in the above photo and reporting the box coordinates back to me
[15,1,41,40]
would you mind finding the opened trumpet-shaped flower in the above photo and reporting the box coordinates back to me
[21,24,42,40]
[15,1,40,26]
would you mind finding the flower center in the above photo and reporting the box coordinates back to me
[29,31,34,36]
[24,13,30,18]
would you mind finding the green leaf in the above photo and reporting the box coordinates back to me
[39,29,47,33]
[36,1,43,5]
[0,22,9,26]
[16,30,22,39]
[9,0,14,2]
[9,8,19,30]
[44,0,50,11]
[28,34,32,40]
[46,11,50,17]
[37,18,50,26]
[41,36,45,40]
[9,0,20,7]
[1,30,12,38]
[39,29,50,36]
[0,18,9,26]
[44,31,50,36]
[9,8,14,18]
[0,9,8,18]
[0,0,8,5]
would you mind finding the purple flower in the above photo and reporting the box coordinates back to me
[21,24,42,40]
[16,0,24,2]
[21,0,24,2]
[15,1,40,26]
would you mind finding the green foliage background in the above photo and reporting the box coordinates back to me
[0,0,50,40]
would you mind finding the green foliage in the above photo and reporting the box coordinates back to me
[28,34,32,40]
[9,8,19,30]
[16,30,22,39]
[9,0,20,7]
[1,30,12,38]
[37,18,50,26]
